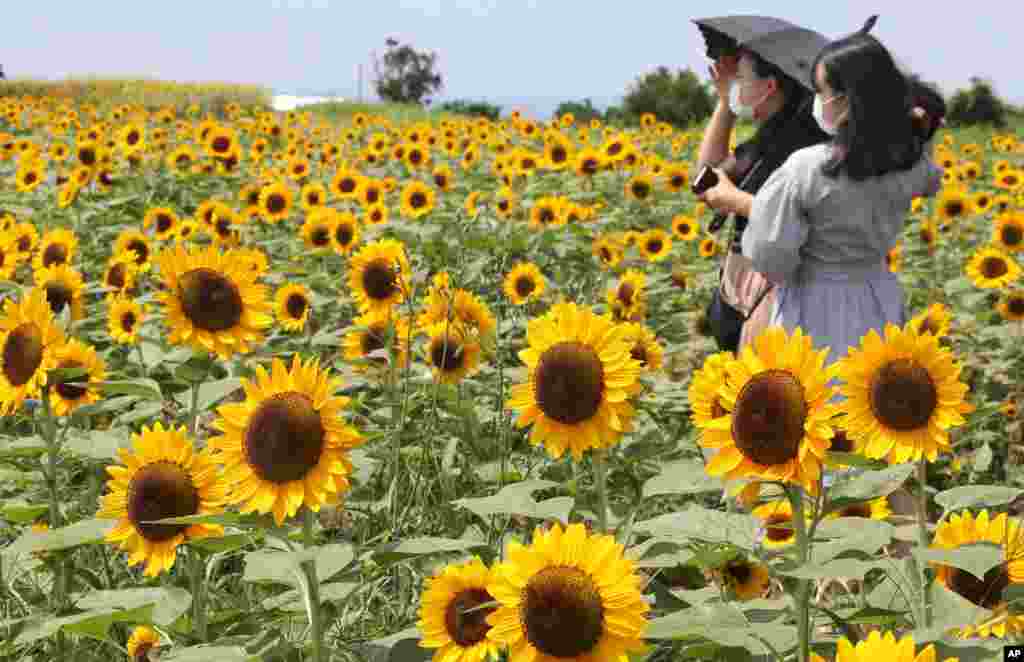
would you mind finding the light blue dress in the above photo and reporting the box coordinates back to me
[741,143,943,369]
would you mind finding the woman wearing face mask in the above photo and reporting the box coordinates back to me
[696,47,832,354]
[697,31,944,373]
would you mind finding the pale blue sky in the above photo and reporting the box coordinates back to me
[3,1,1021,118]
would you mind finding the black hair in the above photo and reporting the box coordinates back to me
[906,75,946,143]
[810,32,925,181]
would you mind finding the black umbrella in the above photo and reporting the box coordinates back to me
[693,15,833,92]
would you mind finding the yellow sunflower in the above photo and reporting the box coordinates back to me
[997,290,1024,322]
[624,173,655,202]
[507,302,642,460]
[331,211,360,256]
[417,556,501,662]
[96,422,226,577]
[936,187,973,226]
[32,262,83,323]
[12,221,39,255]
[422,322,482,384]
[259,181,294,223]
[208,355,365,525]
[0,234,25,280]
[48,338,106,416]
[114,229,154,273]
[126,626,160,660]
[364,202,389,226]
[719,558,771,601]
[342,308,411,373]
[275,283,312,333]
[620,321,663,373]
[700,326,837,494]
[835,323,971,464]
[154,242,272,358]
[606,269,646,320]
[638,228,672,262]
[810,631,960,662]
[0,289,66,415]
[592,236,623,270]
[966,246,1021,289]
[143,207,179,241]
[688,350,734,431]
[485,522,649,662]
[399,180,437,220]
[300,207,337,253]
[993,211,1024,253]
[503,262,546,305]
[908,302,952,338]
[347,239,411,314]
[33,227,77,271]
[108,296,144,345]
[699,237,719,258]
[931,509,1024,639]
[671,214,699,241]
[102,251,140,296]
[752,499,801,549]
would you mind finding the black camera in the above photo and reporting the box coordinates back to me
[691,165,720,195]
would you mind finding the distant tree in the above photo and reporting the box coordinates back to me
[437,99,502,120]
[372,38,443,106]
[553,98,602,123]
[622,66,715,129]
[947,76,1006,128]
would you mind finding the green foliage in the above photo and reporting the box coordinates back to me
[947,76,1007,128]
[372,37,443,106]
[553,98,604,123]
[622,66,716,128]
[435,99,502,120]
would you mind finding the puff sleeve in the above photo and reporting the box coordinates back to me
[742,154,810,282]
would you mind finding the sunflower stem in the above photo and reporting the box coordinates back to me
[788,486,812,662]
[593,449,610,535]
[915,458,933,628]
[190,549,208,642]
[39,389,67,661]
[302,507,324,662]
[189,381,201,439]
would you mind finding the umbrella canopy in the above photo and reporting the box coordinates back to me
[694,15,831,92]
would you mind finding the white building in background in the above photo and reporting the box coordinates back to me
[271,94,345,112]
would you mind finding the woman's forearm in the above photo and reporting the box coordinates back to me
[696,100,736,170]
[731,190,754,218]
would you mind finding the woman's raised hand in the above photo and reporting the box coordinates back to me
[709,55,739,103]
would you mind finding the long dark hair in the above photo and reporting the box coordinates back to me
[811,32,924,181]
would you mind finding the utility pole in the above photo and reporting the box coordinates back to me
[357,64,363,103]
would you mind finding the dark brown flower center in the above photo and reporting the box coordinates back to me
[430,334,464,372]
[631,181,651,198]
[44,282,73,316]
[838,503,873,518]
[121,311,137,332]
[156,214,173,233]
[364,187,380,204]
[126,461,199,542]
[340,177,357,193]
[127,240,149,265]
[410,191,428,209]
[724,561,752,585]
[521,565,604,658]
[948,564,1009,610]
[444,587,495,647]
[1008,296,1024,316]
[107,263,127,290]
[1001,226,1023,247]
[42,242,68,267]
[2,323,44,387]
[869,358,937,431]
[54,360,87,401]
[515,276,536,298]
[763,514,793,543]
[731,369,807,466]
[629,343,648,367]
[211,136,231,153]
[311,228,331,247]
[945,201,964,217]
[362,259,398,301]
[918,315,941,335]
[266,193,286,215]
[244,392,325,484]
[533,342,605,425]
[830,429,854,453]
[285,293,307,320]
[646,238,663,254]
[550,145,567,163]
[617,282,635,306]
[177,268,244,332]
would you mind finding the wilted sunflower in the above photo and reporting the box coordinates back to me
[753,499,799,549]
[347,239,411,314]
[485,522,649,662]
[620,321,663,373]
[719,557,771,601]
[342,308,411,373]
[810,632,960,662]
[48,338,106,416]
[997,290,1024,322]
[836,323,971,464]
[275,283,312,333]
[423,323,482,384]
[108,296,144,345]
[931,509,1024,639]
[208,355,365,525]
[154,242,271,358]
[966,246,1021,289]
[96,423,226,576]
[700,326,837,494]
[671,214,699,241]
[507,302,642,460]
[33,228,77,271]
[0,289,66,414]
[300,207,337,253]
[418,556,500,662]
[34,263,84,322]
[143,206,179,241]
[606,269,646,320]
[993,211,1024,253]
[259,181,294,223]
[908,302,952,338]
[114,229,153,273]
[503,262,546,305]
[639,228,672,262]
[126,626,160,661]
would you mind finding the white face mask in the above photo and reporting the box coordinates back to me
[813,93,847,135]
[729,79,771,120]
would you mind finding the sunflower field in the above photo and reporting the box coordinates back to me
[0,89,1023,662]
